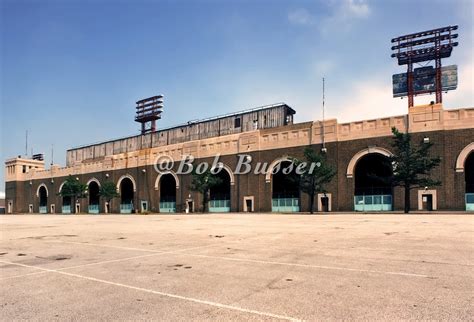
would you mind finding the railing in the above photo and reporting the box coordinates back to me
[120,203,133,214]
[39,206,47,214]
[159,201,176,213]
[62,205,71,214]
[272,198,300,212]
[88,204,100,214]
[354,195,392,211]
[209,199,231,213]
[466,193,474,211]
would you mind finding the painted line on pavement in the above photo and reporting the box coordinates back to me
[0,260,301,321]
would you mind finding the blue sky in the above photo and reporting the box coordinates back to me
[1,0,473,190]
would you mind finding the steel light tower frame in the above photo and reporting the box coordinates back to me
[391,26,458,108]
[135,95,164,134]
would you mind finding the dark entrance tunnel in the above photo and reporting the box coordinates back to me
[39,186,47,207]
[120,178,134,213]
[88,181,100,213]
[272,161,300,212]
[354,153,393,211]
[209,170,231,212]
[465,152,474,211]
[159,174,177,212]
[88,181,100,205]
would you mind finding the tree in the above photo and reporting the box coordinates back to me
[388,127,441,213]
[58,176,88,213]
[189,168,222,213]
[292,147,336,214]
[99,181,120,213]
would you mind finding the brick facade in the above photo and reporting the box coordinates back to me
[5,104,474,213]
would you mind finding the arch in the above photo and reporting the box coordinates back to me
[158,172,178,213]
[116,174,136,192]
[58,181,66,193]
[154,171,180,190]
[271,160,300,212]
[209,168,232,213]
[36,183,49,197]
[86,177,101,187]
[216,164,235,186]
[346,147,393,178]
[455,142,474,173]
[88,180,100,208]
[465,152,474,193]
[265,156,294,183]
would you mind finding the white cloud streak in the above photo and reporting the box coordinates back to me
[288,8,315,26]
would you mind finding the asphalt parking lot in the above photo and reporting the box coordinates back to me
[1,214,473,320]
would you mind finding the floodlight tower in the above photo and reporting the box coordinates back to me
[135,95,164,134]
[391,26,458,108]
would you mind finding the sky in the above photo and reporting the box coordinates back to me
[1,0,473,191]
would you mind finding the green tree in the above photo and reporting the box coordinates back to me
[99,181,120,212]
[58,175,88,213]
[189,168,223,213]
[388,127,441,213]
[292,147,336,214]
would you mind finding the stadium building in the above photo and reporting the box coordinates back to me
[4,102,474,214]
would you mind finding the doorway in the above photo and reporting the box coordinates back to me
[186,200,194,213]
[417,190,437,211]
[243,196,254,212]
[317,193,332,212]
[141,200,148,213]
[422,194,433,211]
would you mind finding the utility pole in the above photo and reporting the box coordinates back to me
[321,78,327,153]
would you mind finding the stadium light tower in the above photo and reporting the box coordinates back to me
[135,95,164,134]
[391,26,458,108]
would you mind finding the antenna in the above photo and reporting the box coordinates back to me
[51,144,54,166]
[321,78,327,153]
[25,130,28,157]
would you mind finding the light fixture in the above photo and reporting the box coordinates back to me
[321,147,327,153]
[105,173,109,178]
[142,169,146,173]
[423,137,430,143]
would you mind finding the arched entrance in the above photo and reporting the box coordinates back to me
[465,152,474,211]
[271,161,300,212]
[58,182,71,214]
[354,153,393,211]
[119,177,135,214]
[88,180,100,214]
[38,185,48,213]
[62,196,71,214]
[159,174,177,213]
[209,170,231,212]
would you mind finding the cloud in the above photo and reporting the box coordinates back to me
[288,8,315,26]
[319,0,371,34]
[329,77,406,123]
[323,59,473,123]
[442,60,474,109]
[343,0,371,18]
[312,60,336,75]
